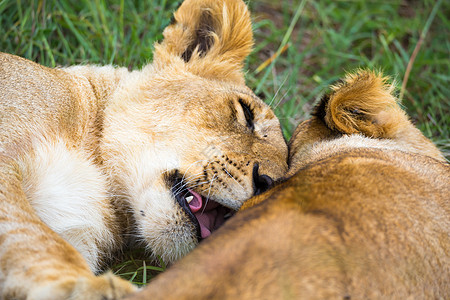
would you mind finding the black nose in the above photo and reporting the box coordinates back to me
[253,163,274,196]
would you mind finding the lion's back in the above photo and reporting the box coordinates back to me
[287,147,450,298]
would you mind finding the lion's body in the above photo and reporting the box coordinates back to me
[0,0,288,298]
[130,71,449,299]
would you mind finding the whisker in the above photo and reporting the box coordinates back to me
[171,165,214,192]
[273,87,292,110]
[172,173,204,193]
[222,163,245,191]
[268,74,289,107]
[173,180,211,198]
[172,164,216,194]
[201,174,218,214]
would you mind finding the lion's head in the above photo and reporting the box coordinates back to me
[100,0,288,263]
[287,69,445,176]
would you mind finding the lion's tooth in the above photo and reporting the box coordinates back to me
[186,195,194,204]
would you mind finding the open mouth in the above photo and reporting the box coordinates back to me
[171,174,233,241]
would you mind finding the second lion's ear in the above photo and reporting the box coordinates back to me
[313,70,409,139]
[153,0,253,83]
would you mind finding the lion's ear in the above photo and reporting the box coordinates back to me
[312,70,409,138]
[153,0,253,83]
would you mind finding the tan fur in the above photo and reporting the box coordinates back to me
[129,70,449,299]
[0,0,287,298]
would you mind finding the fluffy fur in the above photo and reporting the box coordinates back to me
[0,0,288,298]
[129,70,449,299]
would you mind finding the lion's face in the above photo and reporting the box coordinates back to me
[100,0,288,263]
[173,80,287,208]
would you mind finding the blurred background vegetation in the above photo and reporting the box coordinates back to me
[1,0,449,283]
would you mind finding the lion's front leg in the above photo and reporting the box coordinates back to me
[0,143,137,299]
[19,139,122,273]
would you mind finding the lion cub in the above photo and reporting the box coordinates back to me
[129,70,449,299]
[0,0,287,298]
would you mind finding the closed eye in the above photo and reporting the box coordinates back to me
[238,99,254,131]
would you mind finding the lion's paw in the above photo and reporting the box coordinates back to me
[28,272,137,300]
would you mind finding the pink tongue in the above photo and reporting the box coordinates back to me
[187,189,226,239]
[187,189,203,213]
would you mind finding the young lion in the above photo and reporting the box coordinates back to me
[129,70,449,299]
[0,0,288,298]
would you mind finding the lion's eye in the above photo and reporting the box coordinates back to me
[238,99,255,131]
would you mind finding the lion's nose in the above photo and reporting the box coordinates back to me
[253,163,274,196]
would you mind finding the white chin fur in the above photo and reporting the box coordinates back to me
[116,145,198,263]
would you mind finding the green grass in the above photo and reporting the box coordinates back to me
[246,0,449,157]
[1,0,449,284]
[111,249,166,286]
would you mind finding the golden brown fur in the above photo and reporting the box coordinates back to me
[129,70,449,299]
[0,0,287,298]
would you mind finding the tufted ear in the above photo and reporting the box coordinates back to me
[153,0,253,83]
[312,70,410,138]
